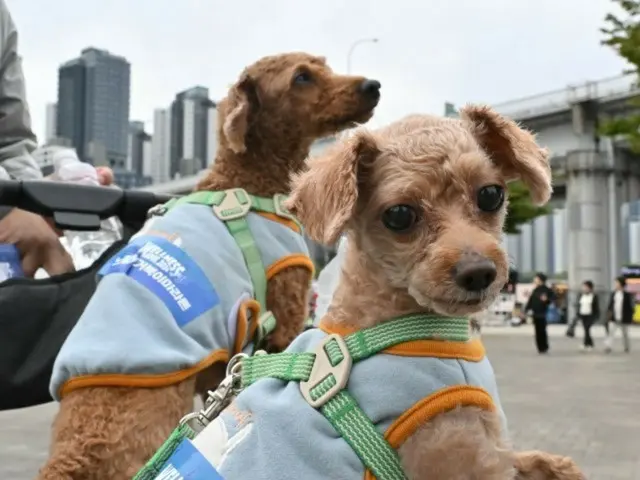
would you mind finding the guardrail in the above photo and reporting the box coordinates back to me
[492,74,639,120]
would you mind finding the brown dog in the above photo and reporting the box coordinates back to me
[283,108,585,479]
[37,52,380,480]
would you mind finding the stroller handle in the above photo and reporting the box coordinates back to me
[0,180,174,231]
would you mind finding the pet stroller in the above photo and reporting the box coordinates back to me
[0,180,172,410]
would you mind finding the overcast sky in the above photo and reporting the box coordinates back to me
[10,0,627,143]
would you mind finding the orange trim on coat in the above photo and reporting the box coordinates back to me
[234,299,261,354]
[59,349,230,398]
[256,211,301,234]
[58,250,313,397]
[363,385,496,480]
[318,321,485,362]
[266,254,315,279]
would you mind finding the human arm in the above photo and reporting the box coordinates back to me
[0,0,40,186]
[524,290,533,314]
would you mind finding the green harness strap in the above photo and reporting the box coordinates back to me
[241,314,471,480]
[132,315,470,480]
[157,189,300,343]
[133,423,197,480]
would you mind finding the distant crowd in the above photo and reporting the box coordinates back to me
[522,273,634,354]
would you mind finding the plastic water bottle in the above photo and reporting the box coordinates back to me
[51,157,122,271]
[0,244,24,282]
[314,236,349,322]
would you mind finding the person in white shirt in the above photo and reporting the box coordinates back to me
[576,280,600,350]
[605,277,634,353]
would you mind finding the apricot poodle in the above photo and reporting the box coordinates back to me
[177,107,585,479]
[37,52,381,479]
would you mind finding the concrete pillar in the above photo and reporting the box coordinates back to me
[519,224,533,273]
[566,149,613,321]
[631,221,640,263]
[552,208,567,275]
[627,158,640,202]
[566,99,613,318]
[604,140,625,283]
[532,215,553,273]
[506,234,521,269]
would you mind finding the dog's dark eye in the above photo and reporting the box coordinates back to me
[293,71,313,84]
[382,205,418,232]
[477,185,505,212]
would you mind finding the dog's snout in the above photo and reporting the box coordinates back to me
[453,256,497,292]
[359,79,381,99]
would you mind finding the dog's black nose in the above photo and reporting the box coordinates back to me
[359,79,381,99]
[453,257,497,292]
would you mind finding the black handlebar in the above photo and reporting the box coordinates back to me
[0,180,173,231]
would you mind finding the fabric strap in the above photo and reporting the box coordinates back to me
[241,314,470,480]
[131,314,470,480]
[241,314,470,385]
[132,422,196,480]
[160,189,295,333]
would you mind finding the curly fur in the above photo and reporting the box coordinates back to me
[38,52,380,479]
[286,108,584,479]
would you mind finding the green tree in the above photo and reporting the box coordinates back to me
[601,0,640,150]
[504,180,551,234]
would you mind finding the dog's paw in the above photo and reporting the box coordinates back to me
[514,450,586,480]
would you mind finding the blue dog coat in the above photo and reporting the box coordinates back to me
[50,189,313,399]
[154,315,506,480]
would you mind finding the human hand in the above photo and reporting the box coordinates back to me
[0,208,75,277]
[96,166,114,186]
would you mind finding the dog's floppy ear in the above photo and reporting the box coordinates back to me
[285,131,379,245]
[460,104,552,205]
[221,74,260,154]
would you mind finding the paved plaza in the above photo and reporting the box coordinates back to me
[1,325,638,479]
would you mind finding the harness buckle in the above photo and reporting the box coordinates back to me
[300,334,352,408]
[212,188,252,221]
[272,193,298,223]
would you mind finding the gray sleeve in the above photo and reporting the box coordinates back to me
[0,0,41,181]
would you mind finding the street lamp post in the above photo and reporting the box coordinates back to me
[346,37,379,74]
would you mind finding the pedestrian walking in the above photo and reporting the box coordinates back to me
[576,280,600,351]
[604,276,634,353]
[524,272,555,354]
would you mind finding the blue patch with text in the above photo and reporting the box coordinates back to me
[156,439,224,479]
[98,235,218,327]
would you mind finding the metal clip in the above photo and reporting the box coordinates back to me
[179,353,249,431]
[146,204,167,218]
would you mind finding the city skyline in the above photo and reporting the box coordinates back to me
[13,0,626,146]
[46,46,220,185]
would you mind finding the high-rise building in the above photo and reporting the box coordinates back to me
[56,47,131,168]
[44,103,57,144]
[169,86,216,178]
[151,108,172,184]
[127,121,152,176]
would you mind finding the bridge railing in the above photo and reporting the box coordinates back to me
[493,74,639,120]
